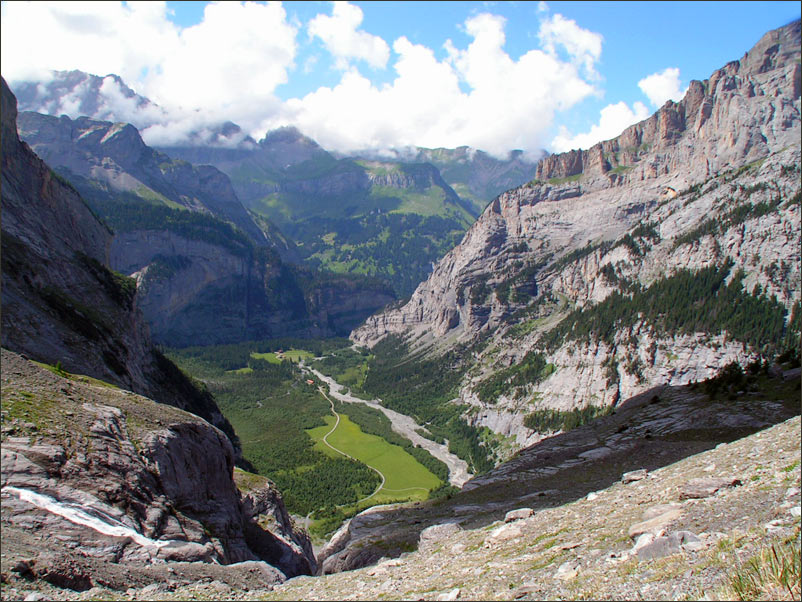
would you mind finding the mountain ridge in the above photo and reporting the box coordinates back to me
[352,19,801,455]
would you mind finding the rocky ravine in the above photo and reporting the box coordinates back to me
[268,417,801,601]
[352,20,801,452]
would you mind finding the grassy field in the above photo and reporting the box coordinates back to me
[307,413,441,504]
[250,349,315,364]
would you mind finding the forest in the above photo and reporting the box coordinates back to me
[539,261,797,355]
[361,336,495,474]
[166,340,383,526]
[167,337,452,535]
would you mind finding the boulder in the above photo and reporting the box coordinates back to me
[621,469,648,484]
[678,477,742,499]
[635,531,702,561]
[504,508,534,522]
[419,523,461,552]
[628,506,683,539]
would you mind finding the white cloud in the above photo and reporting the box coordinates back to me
[1,1,178,84]
[2,2,605,156]
[308,1,390,70]
[550,101,650,152]
[538,13,603,79]
[2,1,298,138]
[273,12,600,157]
[638,67,687,108]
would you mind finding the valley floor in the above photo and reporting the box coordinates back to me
[305,366,472,487]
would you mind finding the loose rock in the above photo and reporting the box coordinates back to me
[622,469,648,484]
[504,508,534,522]
[678,477,741,499]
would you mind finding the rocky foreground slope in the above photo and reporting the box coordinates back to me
[352,20,801,454]
[1,350,315,591]
[4,363,797,600]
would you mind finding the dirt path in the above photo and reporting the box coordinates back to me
[303,365,472,487]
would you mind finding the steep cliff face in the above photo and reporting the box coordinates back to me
[352,21,801,452]
[16,110,267,245]
[1,350,316,583]
[107,229,395,346]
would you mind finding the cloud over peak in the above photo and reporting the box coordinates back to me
[1,1,619,156]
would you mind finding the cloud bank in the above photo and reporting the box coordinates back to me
[0,1,675,156]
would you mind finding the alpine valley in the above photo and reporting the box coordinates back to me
[1,17,800,602]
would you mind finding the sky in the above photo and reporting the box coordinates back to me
[1,1,799,157]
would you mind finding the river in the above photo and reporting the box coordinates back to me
[301,365,472,488]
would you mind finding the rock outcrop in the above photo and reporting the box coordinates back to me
[352,20,801,453]
[0,349,316,583]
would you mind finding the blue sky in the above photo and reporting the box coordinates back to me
[1,1,799,155]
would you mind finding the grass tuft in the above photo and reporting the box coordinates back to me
[722,538,801,601]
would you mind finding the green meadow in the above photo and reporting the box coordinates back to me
[307,412,441,505]
[250,348,315,364]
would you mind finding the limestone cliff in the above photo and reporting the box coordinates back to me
[352,20,801,453]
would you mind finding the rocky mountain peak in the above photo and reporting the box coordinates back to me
[535,19,800,185]
[260,125,319,148]
[11,70,156,127]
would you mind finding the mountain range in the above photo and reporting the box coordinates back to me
[12,70,541,299]
[353,17,801,461]
[0,17,800,602]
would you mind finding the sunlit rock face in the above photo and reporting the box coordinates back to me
[352,20,801,451]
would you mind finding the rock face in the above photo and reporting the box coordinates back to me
[13,106,396,346]
[352,21,801,452]
[1,349,316,582]
[110,229,394,346]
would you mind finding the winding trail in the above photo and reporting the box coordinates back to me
[302,363,472,487]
